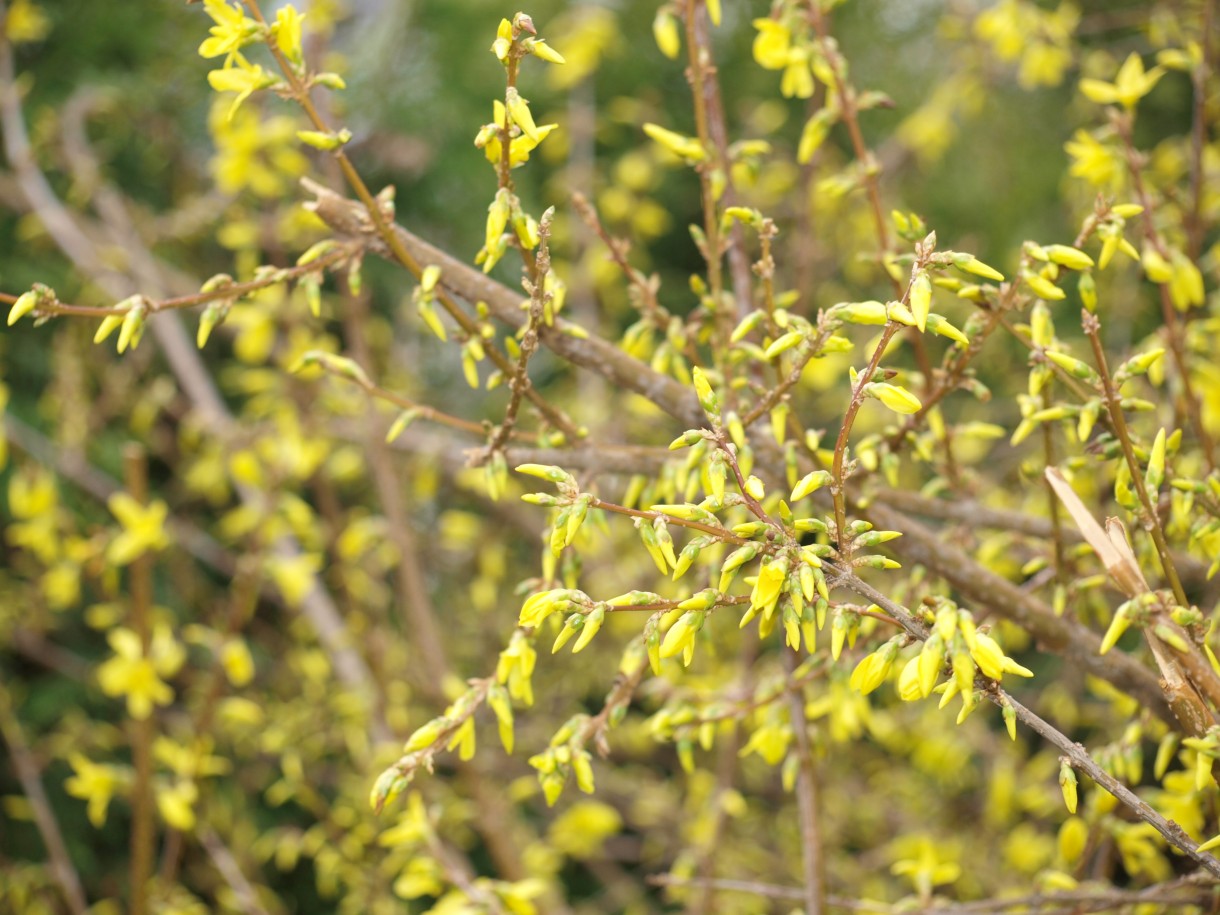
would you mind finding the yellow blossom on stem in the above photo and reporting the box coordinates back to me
[896,655,923,701]
[97,626,184,720]
[781,48,814,99]
[504,88,540,142]
[850,639,900,695]
[272,4,305,66]
[65,753,125,827]
[752,19,790,70]
[106,493,171,566]
[497,631,537,706]
[748,556,788,621]
[198,0,262,60]
[207,53,277,121]
[653,10,681,60]
[868,382,923,415]
[1064,129,1121,188]
[156,779,199,830]
[643,123,706,162]
[660,610,705,665]
[1059,762,1078,813]
[1079,52,1164,109]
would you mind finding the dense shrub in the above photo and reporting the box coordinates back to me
[3,0,1220,912]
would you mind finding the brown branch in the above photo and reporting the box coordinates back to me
[869,485,1216,595]
[783,649,826,915]
[681,0,723,303]
[485,209,554,456]
[836,568,1220,878]
[831,320,901,549]
[0,691,89,915]
[303,178,704,430]
[123,446,155,915]
[653,873,1218,913]
[0,247,349,319]
[1081,310,1187,607]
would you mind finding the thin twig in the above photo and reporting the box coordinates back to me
[1081,310,1187,607]
[123,446,155,915]
[830,320,901,550]
[1114,113,1216,471]
[652,872,1219,913]
[687,640,755,915]
[485,209,554,456]
[1187,0,1216,261]
[0,247,349,318]
[681,0,723,303]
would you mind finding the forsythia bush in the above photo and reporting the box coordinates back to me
[3,0,1220,912]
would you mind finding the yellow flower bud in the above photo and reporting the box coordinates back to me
[643,122,706,161]
[791,470,831,502]
[653,10,681,59]
[1059,763,1078,814]
[896,655,923,701]
[94,313,125,344]
[7,291,37,326]
[572,606,605,653]
[868,382,922,415]
[1024,273,1065,301]
[504,88,539,141]
[529,39,565,65]
[1145,427,1166,492]
[969,632,1007,680]
[1044,244,1095,271]
[1141,246,1173,283]
[744,475,765,501]
[752,20,790,71]
[486,189,511,251]
[909,272,931,332]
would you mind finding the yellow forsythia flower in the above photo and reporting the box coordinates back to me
[1079,52,1164,109]
[752,19,790,70]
